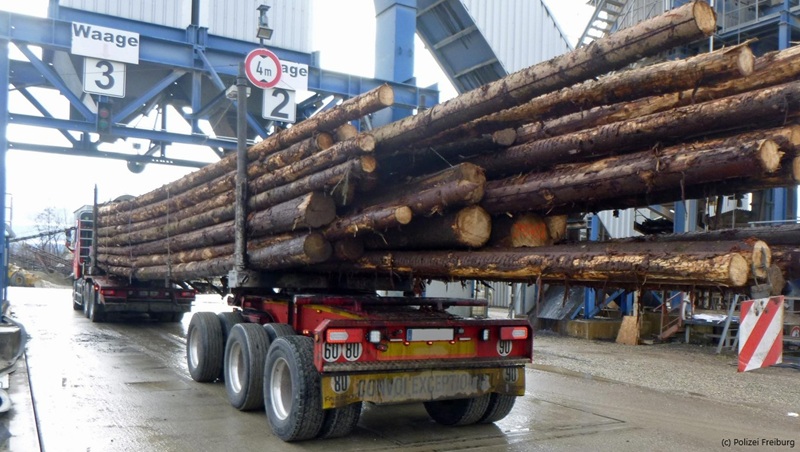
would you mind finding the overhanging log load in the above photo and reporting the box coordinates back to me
[415,43,754,148]
[372,1,715,152]
[482,138,783,215]
[476,81,800,176]
[100,85,394,216]
[321,240,754,287]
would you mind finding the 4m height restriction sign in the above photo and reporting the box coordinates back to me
[245,48,281,89]
[738,296,784,372]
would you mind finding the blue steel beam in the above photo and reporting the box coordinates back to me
[9,114,237,151]
[7,142,208,168]
[17,88,78,146]
[15,44,94,120]
[112,69,187,124]
[0,35,8,299]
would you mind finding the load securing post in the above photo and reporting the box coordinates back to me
[228,61,251,288]
[91,185,99,276]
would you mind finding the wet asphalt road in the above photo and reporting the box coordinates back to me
[3,286,799,451]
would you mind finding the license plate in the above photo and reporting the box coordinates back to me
[321,367,525,409]
[406,328,453,342]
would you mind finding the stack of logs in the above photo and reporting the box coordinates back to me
[95,1,800,293]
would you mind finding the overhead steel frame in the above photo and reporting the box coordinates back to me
[0,6,439,297]
[1,8,439,165]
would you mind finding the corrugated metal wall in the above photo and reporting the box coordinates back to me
[203,0,311,53]
[58,0,312,53]
[460,0,571,73]
[60,0,191,29]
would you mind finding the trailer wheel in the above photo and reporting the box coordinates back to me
[478,394,516,424]
[89,287,105,323]
[318,402,362,439]
[424,393,491,426]
[187,312,224,382]
[263,323,295,342]
[218,311,245,345]
[224,324,270,411]
[264,336,324,441]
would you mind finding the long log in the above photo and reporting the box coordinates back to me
[322,241,752,287]
[96,233,304,267]
[97,134,375,229]
[103,232,332,280]
[363,206,491,250]
[474,81,800,176]
[356,163,485,214]
[617,223,800,247]
[371,1,715,153]
[249,134,375,194]
[100,85,394,216]
[573,156,800,216]
[324,205,413,240]
[518,45,800,144]
[481,138,783,216]
[416,42,753,148]
[100,192,335,255]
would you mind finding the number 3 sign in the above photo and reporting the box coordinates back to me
[83,57,126,98]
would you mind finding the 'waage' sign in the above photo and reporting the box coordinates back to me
[71,22,139,65]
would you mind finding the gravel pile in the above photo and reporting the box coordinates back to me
[529,330,800,417]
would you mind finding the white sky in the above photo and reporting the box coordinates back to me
[0,0,591,235]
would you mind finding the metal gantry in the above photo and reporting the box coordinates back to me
[0,3,440,298]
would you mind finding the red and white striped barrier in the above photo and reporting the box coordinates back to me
[738,296,784,372]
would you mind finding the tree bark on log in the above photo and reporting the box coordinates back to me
[617,224,800,247]
[99,85,393,216]
[324,206,413,240]
[416,43,753,148]
[322,242,752,287]
[475,81,800,177]
[254,132,334,177]
[99,192,335,254]
[371,1,715,153]
[517,46,800,144]
[249,134,375,194]
[377,129,516,178]
[332,239,365,261]
[363,205,491,250]
[357,163,485,214]
[103,232,332,280]
[481,138,783,216]
[249,157,376,212]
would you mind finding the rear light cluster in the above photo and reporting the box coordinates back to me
[178,290,195,298]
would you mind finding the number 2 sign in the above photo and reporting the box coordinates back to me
[262,88,296,123]
[83,57,126,98]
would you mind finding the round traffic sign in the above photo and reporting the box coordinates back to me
[245,48,282,89]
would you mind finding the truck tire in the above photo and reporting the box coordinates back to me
[224,324,270,411]
[82,286,91,318]
[89,287,105,323]
[424,393,491,426]
[318,402,362,439]
[479,393,516,424]
[263,323,295,342]
[187,312,224,382]
[264,336,324,441]
[218,311,245,345]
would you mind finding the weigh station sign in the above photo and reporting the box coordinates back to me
[245,48,308,124]
[71,22,139,98]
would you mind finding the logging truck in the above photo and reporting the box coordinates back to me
[70,206,195,322]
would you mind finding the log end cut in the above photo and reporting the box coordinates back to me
[304,232,333,263]
[692,1,718,37]
[395,206,413,225]
[758,139,782,173]
[736,46,755,77]
[377,84,395,107]
[356,134,377,153]
[728,253,750,287]
[360,156,378,173]
[751,239,772,279]
[316,132,335,150]
[493,128,518,147]
[334,238,365,261]
[453,206,492,248]
[305,193,337,228]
